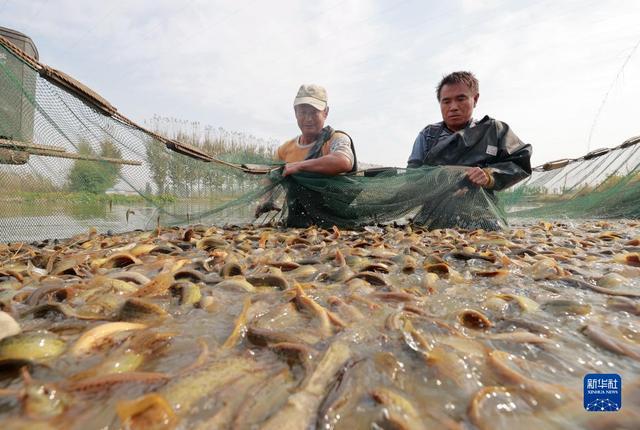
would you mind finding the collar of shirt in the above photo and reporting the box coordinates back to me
[443,118,477,134]
[296,135,318,148]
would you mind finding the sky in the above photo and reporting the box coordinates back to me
[2,0,640,167]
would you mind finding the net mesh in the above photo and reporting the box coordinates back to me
[0,36,639,243]
[503,139,640,220]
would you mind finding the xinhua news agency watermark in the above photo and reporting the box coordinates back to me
[584,374,622,412]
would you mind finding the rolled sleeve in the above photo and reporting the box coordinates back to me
[328,134,355,169]
[487,121,532,191]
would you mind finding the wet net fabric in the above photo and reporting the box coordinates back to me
[273,167,507,231]
[1,36,639,243]
[501,139,640,220]
[0,38,276,242]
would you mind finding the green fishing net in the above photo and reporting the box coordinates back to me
[0,35,638,242]
[503,140,640,220]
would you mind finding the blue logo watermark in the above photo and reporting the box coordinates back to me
[584,373,621,411]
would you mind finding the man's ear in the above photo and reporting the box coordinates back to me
[324,106,330,117]
[473,93,479,107]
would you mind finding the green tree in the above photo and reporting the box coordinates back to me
[146,138,169,195]
[68,140,122,193]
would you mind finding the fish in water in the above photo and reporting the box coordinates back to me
[0,219,638,428]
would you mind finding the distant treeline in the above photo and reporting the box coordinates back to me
[0,118,278,200]
[144,116,278,197]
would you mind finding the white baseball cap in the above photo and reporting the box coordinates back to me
[293,84,328,111]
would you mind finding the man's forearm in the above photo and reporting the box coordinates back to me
[287,154,352,175]
[485,142,532,191]
[484,162,531,191]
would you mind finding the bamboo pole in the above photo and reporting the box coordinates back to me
[0,138,141,165]
[0,138,66,152]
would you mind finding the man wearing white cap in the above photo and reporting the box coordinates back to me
[277,84,356,176]
[255,84,357,220]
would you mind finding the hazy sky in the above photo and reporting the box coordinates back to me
[3,0,640,167]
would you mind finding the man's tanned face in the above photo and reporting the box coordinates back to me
[439,82,479,132]
[295,104,327,141]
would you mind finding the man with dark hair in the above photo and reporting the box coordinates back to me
[407,71,531,191]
